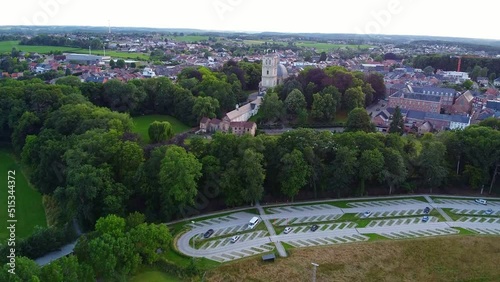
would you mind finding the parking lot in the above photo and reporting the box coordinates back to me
[177,197,500,263]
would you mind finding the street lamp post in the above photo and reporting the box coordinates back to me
[311,262,319,282]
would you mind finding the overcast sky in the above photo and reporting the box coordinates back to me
[3,0,498,40]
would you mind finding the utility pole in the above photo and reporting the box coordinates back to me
[311,262,319,282]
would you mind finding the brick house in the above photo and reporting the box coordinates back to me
[450,90,473,115]
[389,85,442,113]
[199,118,257,136]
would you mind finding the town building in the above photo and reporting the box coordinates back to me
[388,85,442,113]
[65,53,111,65]
[199,118,257,136]
[260,53,288,93]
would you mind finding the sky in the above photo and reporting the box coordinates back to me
[2,0,499,40]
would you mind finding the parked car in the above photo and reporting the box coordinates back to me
[362,211,372,218]
[230,235,240,243]
[475,199,487,205]
[422,216,429,222]
[484,209,494,215]
[376,108,380,111]
[423,207,431,214]
[310,225,319,232]
[203,229,214,239]
[283,227,292,234]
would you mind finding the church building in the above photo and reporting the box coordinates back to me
[260,53,288,93]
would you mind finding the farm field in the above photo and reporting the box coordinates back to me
[0,148,47,245]
[205,236,500,282]
[0,41,81,53]
[295,42,372,52]
[170,35,209,42]
[132,115,191,144]
[0,41,149,60]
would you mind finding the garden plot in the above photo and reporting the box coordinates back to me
[199,230,269,250]
[207,243,275,263]
[348,199,425,208]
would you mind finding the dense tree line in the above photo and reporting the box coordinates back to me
[412,55,500,79]
[258,66,384,124]
[20,35,103,50]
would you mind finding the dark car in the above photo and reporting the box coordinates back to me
[310,225,319,232]
[203,229,214,239]
[423,207,430,214]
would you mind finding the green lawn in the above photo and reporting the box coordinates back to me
[132,115,191,144]
[129,270,182,282]
[327,196,428,208]
[0,148,46,244]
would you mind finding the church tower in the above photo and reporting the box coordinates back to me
[261,54,278,89]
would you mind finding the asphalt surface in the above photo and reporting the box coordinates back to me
[177,196,500,262]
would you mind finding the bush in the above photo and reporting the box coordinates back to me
[0,223,78,264]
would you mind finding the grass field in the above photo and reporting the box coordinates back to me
[0,41,149,60]
[205,236,500,282]
[129,270,182,282]
[296,42,373,52]
[0,148,46,245]
[171,35,209,42]
[132,115,191,144]
[0,40,81,54]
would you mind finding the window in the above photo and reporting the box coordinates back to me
[267,70,269,75]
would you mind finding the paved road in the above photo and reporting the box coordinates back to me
[176,196,500,262]
[256,201,287,257]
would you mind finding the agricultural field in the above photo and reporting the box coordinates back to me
[132,115,191,144]
[0,41,150,60]
[0,148,47,244]
[170,35,209,42]
[0,40,81,54]
[296,41,372,52]
[205,236,500,282]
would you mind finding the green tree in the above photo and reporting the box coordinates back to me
[358,149,384,196]
[192,96,220,121]
[285,89,306,116]
[423,66,435,75]
[239,149,266,205]
[116,59,126,69]
[418,140,448,193]
[343,86,365,112]
[345,108,376,133]
[126,212,146,229]
[40,260,63,282]
[311,93,336,122]
[319,52,327,62]
[148,121,173,144]
[279,149,308,201]
[462,79,473,90]
[129,223,172,264]
[330,146,358,197]
[260,91,284,122]
[389,106,405,135]
[159,146,202,217]
[0,257,41,282]
[109,60,116,68]
[382,148,407,194]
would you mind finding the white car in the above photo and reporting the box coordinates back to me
[362,211,372,218]
[422,216,429,222]
[475,199,487,205]
[283,227,292,234]
[484,209,494,215]
[230,235,240,243]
